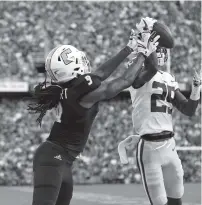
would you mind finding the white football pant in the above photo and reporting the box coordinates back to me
[136,137,184,205]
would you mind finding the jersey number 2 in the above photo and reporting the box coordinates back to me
[151,81,175,114]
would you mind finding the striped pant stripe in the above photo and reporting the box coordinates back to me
[136,139,153,205]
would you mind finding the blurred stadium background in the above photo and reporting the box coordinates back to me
[0,1,201,204]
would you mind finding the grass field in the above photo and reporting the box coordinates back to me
[0,184,201,205]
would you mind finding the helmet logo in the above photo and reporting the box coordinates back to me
[60,49,73,65]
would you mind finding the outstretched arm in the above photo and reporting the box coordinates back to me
[80,53,146,108]
[95,53,146,99]
[131,52,158,88]
[93,46,133,81]
[92,29,137,81]
[80,31,160,108]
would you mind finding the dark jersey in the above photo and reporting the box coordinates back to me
[47,74,101,156]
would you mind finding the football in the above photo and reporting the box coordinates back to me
[152,21,174,48]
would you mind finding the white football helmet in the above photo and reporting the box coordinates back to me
[156,47,168,66]
[45,45,91,84]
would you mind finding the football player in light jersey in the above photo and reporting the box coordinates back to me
[28,30,160,205]
[119,17,201,205]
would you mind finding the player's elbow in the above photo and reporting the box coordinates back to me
[183,110,195,117]
[188,111,196,117]
[185,106,197,116]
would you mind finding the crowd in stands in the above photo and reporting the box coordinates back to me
[0,99,200,185]
[0,1,201,185]
[0,1,201,82]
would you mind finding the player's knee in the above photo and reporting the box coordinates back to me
[66,190,73,203]
[176,185,184,198]
[152,195,167,205]
[167,184,184,199]
[167,197,182,205]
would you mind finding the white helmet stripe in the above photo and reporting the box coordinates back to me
[45,46,61,81]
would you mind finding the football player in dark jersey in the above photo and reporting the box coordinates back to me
[28,30,160,205]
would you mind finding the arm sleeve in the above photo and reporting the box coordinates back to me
[172,75,179,90]
[93,46,133,81]
[80,53,145,105]
[172,89,199,116]
[131,52,158,89]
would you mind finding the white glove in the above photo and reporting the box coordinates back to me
[137,31,160,57]
[127,29,138,52]
[190,69,202,100]
[118,135,139,165]
[136,17,157,33]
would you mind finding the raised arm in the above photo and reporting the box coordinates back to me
[80,33,160,108]
[92,30,137,81]
[93,46,133,81]
[172,70,201,116]
[88,53,146,102]
[172,89,199,116]
[131,52,158,88]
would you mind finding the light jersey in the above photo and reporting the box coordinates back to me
[129,70,179,136]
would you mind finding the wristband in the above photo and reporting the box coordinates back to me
[190,86,201,101]
[138,52,147,60]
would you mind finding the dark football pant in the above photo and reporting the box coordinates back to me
[32,141,75,205]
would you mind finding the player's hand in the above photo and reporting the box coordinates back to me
[190,69,201,101]
[137,31,160,57]
[192,69,202,88]
[136,17,157,33]
[127,29,138,52]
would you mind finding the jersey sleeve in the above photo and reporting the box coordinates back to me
[81,74,102,91]
[168,73,179,90]
[73,74,102,100]
[60,74,102,114]
[172,75,179,90]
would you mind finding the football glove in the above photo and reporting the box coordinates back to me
[127,29,138,52]
[190,69,202,101]
[118,135,139,165]
[137,31,160,57]
[136,17,157,33]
